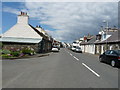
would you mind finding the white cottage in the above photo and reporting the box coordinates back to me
[1,12,43,52]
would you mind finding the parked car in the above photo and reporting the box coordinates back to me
[71,46,76,51]
[71,46,82,53]
[51,46,59,52]
[99,50,120,67]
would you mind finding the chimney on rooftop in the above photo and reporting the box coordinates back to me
[39,25,41,28]
[36,25,38,28]
[17,11,29,24]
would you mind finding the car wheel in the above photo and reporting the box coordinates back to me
[111,60,116,67]
[99,57,103,62]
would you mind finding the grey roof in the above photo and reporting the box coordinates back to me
[101,30,120,43]
[80,36,96,45]
[95,30,120,44]
[0,37,42,44]
[87,36,96,44]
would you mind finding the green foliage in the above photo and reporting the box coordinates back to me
[21,48,35,55]
[1,47,36,59]
[2,49,11,54]
[10,51,20,57]
[0,43,2,49]
[0,49,2,54]
[2,54,14,58]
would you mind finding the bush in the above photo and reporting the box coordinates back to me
[10,51,20,57]
[21,48,35,56]
[2,54,14,58]
[2,49,11,54]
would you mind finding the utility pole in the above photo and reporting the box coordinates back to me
[103,20,109,51]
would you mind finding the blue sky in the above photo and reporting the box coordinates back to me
[2,2,56,34]
[2,2,118,42]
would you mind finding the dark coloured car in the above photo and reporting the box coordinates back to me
[99,50,120,67]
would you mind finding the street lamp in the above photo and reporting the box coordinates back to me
[103,20,109,51]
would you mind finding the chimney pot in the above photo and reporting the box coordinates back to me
[21,11,22,15]
[22,12,24,15]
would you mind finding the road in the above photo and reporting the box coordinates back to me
[2,48,119,88]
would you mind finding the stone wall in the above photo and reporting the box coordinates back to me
[95,42,120,55]
[2,42,39,53]
[2,41,52,53]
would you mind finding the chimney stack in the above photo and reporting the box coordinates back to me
[36,25,38,27]
[20,12,28,16]
[21,11,22,15]
[17,11,29,24]
[39,25,41,28]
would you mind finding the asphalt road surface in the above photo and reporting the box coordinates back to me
[2,48,119,88]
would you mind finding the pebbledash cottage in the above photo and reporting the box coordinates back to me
[0,12,53,53]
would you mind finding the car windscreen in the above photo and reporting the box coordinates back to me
[116,50,120,55]
[76,47,81,49]
[73,46,76,48]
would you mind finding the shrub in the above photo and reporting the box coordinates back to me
[2,49,11,54]
[2,54,14,58]
[10,51,20,57]
[21,48,35,56]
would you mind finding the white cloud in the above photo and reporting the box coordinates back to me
[3,6,19,14]
[3,2,118,42]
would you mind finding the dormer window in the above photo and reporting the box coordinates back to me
[103,34,106,39]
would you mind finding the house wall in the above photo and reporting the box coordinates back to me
[2,42,40,53]
[81,44,95,54]
[95,45,101,55]
[39,39,52,53]
[81,45,85,53]
[17,15,28,24]
[95,42,120,55]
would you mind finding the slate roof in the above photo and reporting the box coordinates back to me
[100,30,120,44]
[87,36,96,44]
[3,24,42,39]
[80,36,96,45]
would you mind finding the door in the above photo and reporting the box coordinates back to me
[104,50,111,62]
[108,50,118,63]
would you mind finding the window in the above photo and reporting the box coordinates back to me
[76,47,81,49]
[103,34,106,39]
[110,51,117,55]
[105,50,110,55]
[73,46,76,48]
[116,50,120,55]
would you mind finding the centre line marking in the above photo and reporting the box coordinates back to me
[82,63,100,77]
[73,56,79,61]
[70,53,73,56]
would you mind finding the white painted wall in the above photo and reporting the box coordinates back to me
[81,44,95,54]
[17,15,29,24]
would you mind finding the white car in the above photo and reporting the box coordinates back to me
[75,46,82,53]
[51,47,59,52]
[71,46,76,51]
[71,46,82,53]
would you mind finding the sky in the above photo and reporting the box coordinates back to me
[2,1,118,43]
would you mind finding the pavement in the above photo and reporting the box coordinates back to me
[2,48,119,88]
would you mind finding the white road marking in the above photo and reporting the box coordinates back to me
[82,63,100,77]
[73,56,79,61]
[70,53,73,56]
[65,49,100,78]
[4,72,25,88]
[65,50,79,61]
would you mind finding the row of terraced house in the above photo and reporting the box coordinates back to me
[74,27,120,55]
[0,12,57,53]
